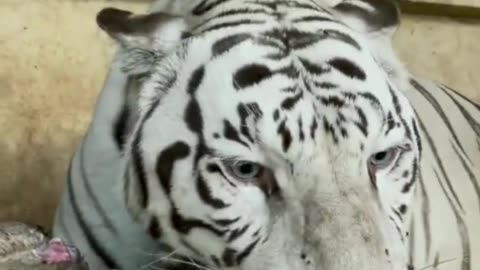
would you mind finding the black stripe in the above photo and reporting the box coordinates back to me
[193,0,232,16]
[451,141,480,211]
[233,64,272,90]
[318,95,346,108]
[418,172,432,261]
[236,238,260,265]
[281,91,303,110]
[185,98,204,134]
[389,216,404,243]
[131,129,149,208]
[402,158,417,193]
[222,248,237,267]
[389,86,412,140]
[284,1,322,12]
[188,66,205,95]
[207,163,237,188]
[197,175,230,209]
[287,31,325,51]
[200,19,264,33]
[434,169,471,270]
[314,81,338,89]
[193,8,270,32]
[323,29,361,50]
[212,33,252,57]
[418,118,465,212]
[112,75,143,152]
[340,91,357,101]
[259,29,290,52]
[357,91,382,108]
[276,64,299,79]
[384,111,396,136]
[273,109,280,121]
[148,216,162,239]
[228,224,250,242]
[113,105,129,151]
[272,28,361,51]
[392,207,403,222]
[223,119,249,147]
[66,159,119,269]
[441,86,480,138]
[127,98,161,208]
[411,79,469,160]
[237,103,262,143]
[310,117,318,139]
[328,57,366,80]
[213,217,240,227]
[299,57,330,76]
[185,68,208,170]
[411,118,423,159]
[245,0,278,10]
[154,69,178,94]
[277,119,292,151]
[417,117,464,213]
[143,94,161,122]
[292,15,333,23]
[323,118,339,144]
[156,141,191,195]
[441,84,480,111]
[79,137,118,235]
[354,106,368,137]
[298,117,305,141]
[171,207,226,236]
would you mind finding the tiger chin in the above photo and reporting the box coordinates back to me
[54,0,424,270]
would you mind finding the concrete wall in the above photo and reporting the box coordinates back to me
[0,0,479,229]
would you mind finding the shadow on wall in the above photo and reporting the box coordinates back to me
[0,0,479,230]
[0,130,80,230]
[0,0,147,229]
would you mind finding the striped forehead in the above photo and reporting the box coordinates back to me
[185,0,386,98]
[172,0,407,154]
[180,44,391,156]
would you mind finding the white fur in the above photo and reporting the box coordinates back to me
[52,1,480,270]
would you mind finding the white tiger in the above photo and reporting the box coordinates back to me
[53,0,480,270]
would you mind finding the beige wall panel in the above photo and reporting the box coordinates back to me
[0,0,478,229]
[0,0,148,229]
[394,15,480,102]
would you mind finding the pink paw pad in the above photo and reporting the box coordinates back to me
[35,238,83,265]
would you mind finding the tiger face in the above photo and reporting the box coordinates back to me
[97,1,420,269]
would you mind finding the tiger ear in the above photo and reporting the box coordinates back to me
[331,0,401,37]
[97,7,187,50]
[97,7,188,75]
[331,0,409,90]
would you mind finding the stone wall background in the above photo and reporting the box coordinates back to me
[0,0,478,229]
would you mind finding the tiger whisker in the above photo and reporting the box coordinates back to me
[140,249,181,270]
[415,254,470,270]
[157,256,213,270]
[184,253,219,270]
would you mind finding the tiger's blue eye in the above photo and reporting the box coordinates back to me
[228,161,261,180]
[369,147,399,170]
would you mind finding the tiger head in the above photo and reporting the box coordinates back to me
[97,0,420,269]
